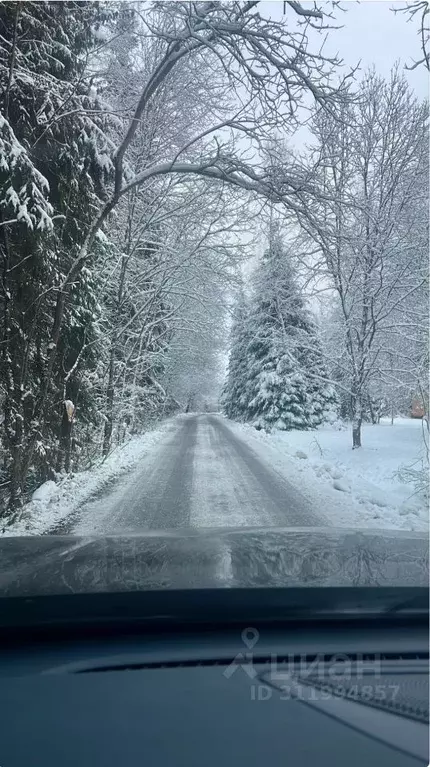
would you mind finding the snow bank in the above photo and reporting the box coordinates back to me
[32,480,57,504]
[1,420,175,537]
[225,417,428,532]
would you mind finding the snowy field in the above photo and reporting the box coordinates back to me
[227,417,428,532]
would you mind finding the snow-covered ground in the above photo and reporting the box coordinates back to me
[1,419,175,537]
[2,414,427,537]
[226,417,428,532]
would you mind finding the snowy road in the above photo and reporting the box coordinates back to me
[64,414,324,535]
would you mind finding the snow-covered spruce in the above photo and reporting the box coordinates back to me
[224,228,338,432]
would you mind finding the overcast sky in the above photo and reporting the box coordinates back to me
[263,0,428,99]
[241,1,428,286]
[323,1,428,98]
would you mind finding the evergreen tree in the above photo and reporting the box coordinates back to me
[243,235,309,430]
[233,230,337,431]
[295,319,338,427]
[223,288,251,421]
[0,1,115,507]
[246,337,309,431]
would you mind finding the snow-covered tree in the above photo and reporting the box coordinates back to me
[223,288,252,421]
[295,68,428,447]
[0,0,350,514]
[247,337,309,432]
[39,0,348,449]
[162,236,229,414]
[0,1,115,509]
[298,322,338,428]
[394,2,429,71]
[228,229,337,431]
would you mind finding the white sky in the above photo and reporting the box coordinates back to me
[261,0,428,99]
[322,0,428,98]
[244,0,428,256]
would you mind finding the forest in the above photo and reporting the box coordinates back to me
[0,1,428,518]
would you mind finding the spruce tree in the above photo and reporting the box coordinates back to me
[223,288,251,421]
[239,229,337,431]
[0,1,115,506]
[296,321,338,427]
[243,234,308,430]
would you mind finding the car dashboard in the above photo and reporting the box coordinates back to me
[0,590,428,767]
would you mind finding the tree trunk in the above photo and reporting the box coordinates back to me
[351,392,362,449]
[129,333,145,435]
[375,400,381,424]
[102,240,129,455]
[7,408,24,512]
[368,395,377,425]
[57,403,74,473]
[20,287,67,491]
[65,436,73,474]
[185,393,194,413]
[102,342,115,456]
[352,418,362,449]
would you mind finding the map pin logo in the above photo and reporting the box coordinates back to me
[242,627,259,649]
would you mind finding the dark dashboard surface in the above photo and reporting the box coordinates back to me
[0,614,428,767]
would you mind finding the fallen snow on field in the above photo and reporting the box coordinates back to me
[225,417,428,532]
[1,420,175,537]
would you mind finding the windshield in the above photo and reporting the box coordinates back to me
[0,0,428,600]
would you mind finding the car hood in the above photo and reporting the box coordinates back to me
[0,526,428,596]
